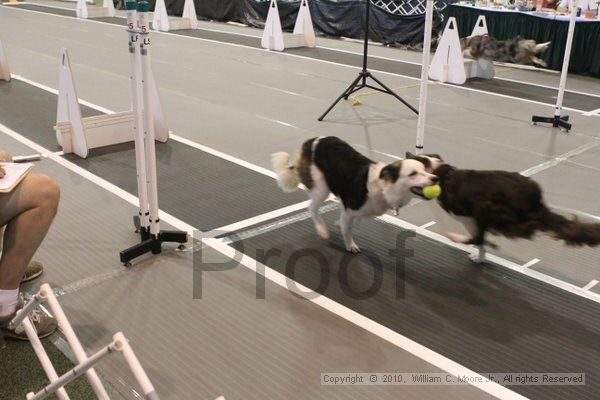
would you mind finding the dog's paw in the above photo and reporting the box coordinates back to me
[469,252,485,264]
[315,224,330,240]
[445,232,471,244]
[346,243,361,254]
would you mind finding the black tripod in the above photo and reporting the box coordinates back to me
[318,0,418,121]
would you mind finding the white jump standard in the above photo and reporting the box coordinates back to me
[120,0,187,266]
[76,0,115,19]
[429,15,494,85]
[54,47,170,159]
[261,0,316,52]
[151,0,198,32]
[0,39,10,82]
[9,284,159,400]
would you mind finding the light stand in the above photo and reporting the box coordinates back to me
[318,0,418,121]
[120,1,187,266]
[531,0,578,132]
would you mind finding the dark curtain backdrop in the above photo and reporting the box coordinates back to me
[142,0,442,48]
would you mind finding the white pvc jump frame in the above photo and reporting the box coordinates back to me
[151,0,198,32]
[76,0,115,19]
[261,0,316,52]
[8,284,158,400]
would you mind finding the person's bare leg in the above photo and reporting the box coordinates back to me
[0,173,60,291]
[0,149,12,253]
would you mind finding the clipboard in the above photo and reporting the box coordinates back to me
[0,163,35,193]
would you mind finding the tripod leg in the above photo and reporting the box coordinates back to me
[319,74,363,121]
[369,74,419,115]
[345,83,368,99]
[557,118,572,131]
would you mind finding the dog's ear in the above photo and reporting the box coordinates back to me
[380,161,401,183]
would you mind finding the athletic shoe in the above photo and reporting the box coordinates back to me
[0,297,57,340]
[21,260,44,284]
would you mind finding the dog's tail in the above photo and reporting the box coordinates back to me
[271,152,300,192]
[539,207,600,247]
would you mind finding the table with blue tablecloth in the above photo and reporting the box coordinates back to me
[445,3,600,77]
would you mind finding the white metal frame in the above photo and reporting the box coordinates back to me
[0,39,10,82]
[8,284,159,400]
[151,0,198,32]
[261,0,316,52]
[76,0,115,19]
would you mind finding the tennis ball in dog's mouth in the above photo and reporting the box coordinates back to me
[422,184,442,199]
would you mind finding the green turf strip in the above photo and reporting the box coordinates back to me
[0,335,97,400]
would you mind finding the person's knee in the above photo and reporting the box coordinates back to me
[29,174,60,215]
[0,150,13,163]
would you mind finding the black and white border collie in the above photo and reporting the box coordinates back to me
[410,155,600,263]
[272,137,439,253]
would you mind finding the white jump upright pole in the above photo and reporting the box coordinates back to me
[532,0,578,131]
[120,1,188,265]
[126,0,150,237]
[415,0,435,155]
[137,2,160,238]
